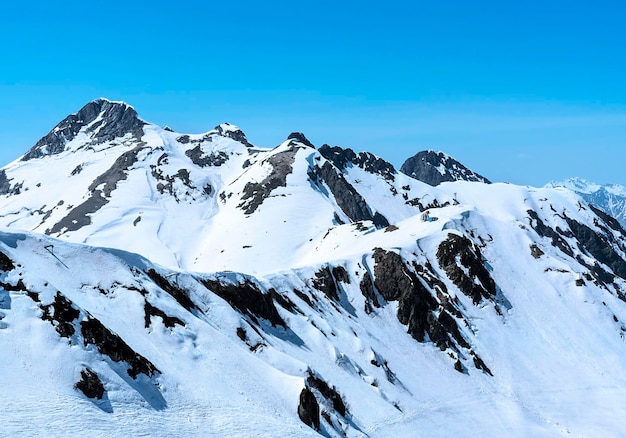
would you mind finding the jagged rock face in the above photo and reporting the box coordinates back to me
[436,233,497,305]
[237,146,300,215]
[75,368,106,400]
[310,161,390,228]
[200,277,285,327]
[400,150,490,186]
[0,170,22,195]
[371,248,471,353]
[288,132,315,148]
[215,123,252,146]
[318,144,396,181]
[22,99,145,161]
[297,387,320,430]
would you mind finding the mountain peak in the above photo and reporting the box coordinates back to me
[22,98,145,161]
[400,149,491,186]
[287,132,314,148]
[214,122,251,146]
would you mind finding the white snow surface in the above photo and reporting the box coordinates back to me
[2,102,626,436]
[547,177,626,227]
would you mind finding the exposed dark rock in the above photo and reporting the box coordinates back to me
[22,99,145,161]
[70,164,83,176]
[436,234,496,304]
[306,373,347,417]
[144,301,185,328]
[405,197,451,212]
[589,204,626,235]
[372,249,414,302]
[288,132,314,148]
[185,146,229,167]
[298,387,320,430]
[310,161,390,228]
[530,244,545,259]
[360,272,379,314]
[88,144,144,197]
[0,278,27,292]
[312,266,339,301]
[527,210,574,257]
[215,123,251,146]
[201,278,285,327]
[0,251,15,271]
[238,146,299,214]
[48,144,145,235]
[0,170,22,196]
[294,289,314,307]
[47,190,108,234]
[269,289,299,313]
[151,165,197,199]
[236,327,247,342]
[472,353,493,376]
[145,269,197,312]
[41,292,80,338]
[565,216,626,280]
[331,266,350,284]
[319,144,396,181]
[372,248,462,349]
[81,317,159,379]
[400,150,490,186]
[75,368,105,399]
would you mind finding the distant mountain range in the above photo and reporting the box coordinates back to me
[3,99,626,436]
[546,177,626,228]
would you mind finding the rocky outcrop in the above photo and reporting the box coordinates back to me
[215,123,252,147]
[400,150,490,186]
[146,269,197,312]
[310,161,390,228]
[297,387,320,430]
[436,234,497,305]
[527,210,574,257]
[185,146,229,167]
[41,292,80,338]
[319,144,396,181]
[22,99,145,161]
[144,301,185,329]
[0,170,22,196]
[48,144,145,235]
[237,146,299,214]
[81,317,160,379]
[371,248,471,352]
[566,216,626,280]
[75,368,105,399]
[201,277,285,327]
[288,132,314,148]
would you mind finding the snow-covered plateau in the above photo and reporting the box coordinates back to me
[2,99,626,437]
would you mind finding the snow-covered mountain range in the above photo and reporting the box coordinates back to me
[3,99,626,437]
[547,177,626,228]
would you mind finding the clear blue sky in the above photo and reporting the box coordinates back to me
[1,1,625,187]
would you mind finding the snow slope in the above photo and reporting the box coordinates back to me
[2,100,626,436]
[547,177,626,228]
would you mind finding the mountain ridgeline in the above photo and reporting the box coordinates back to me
[2,99,626,437]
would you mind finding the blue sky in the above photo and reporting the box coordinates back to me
[1,1,625,186]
